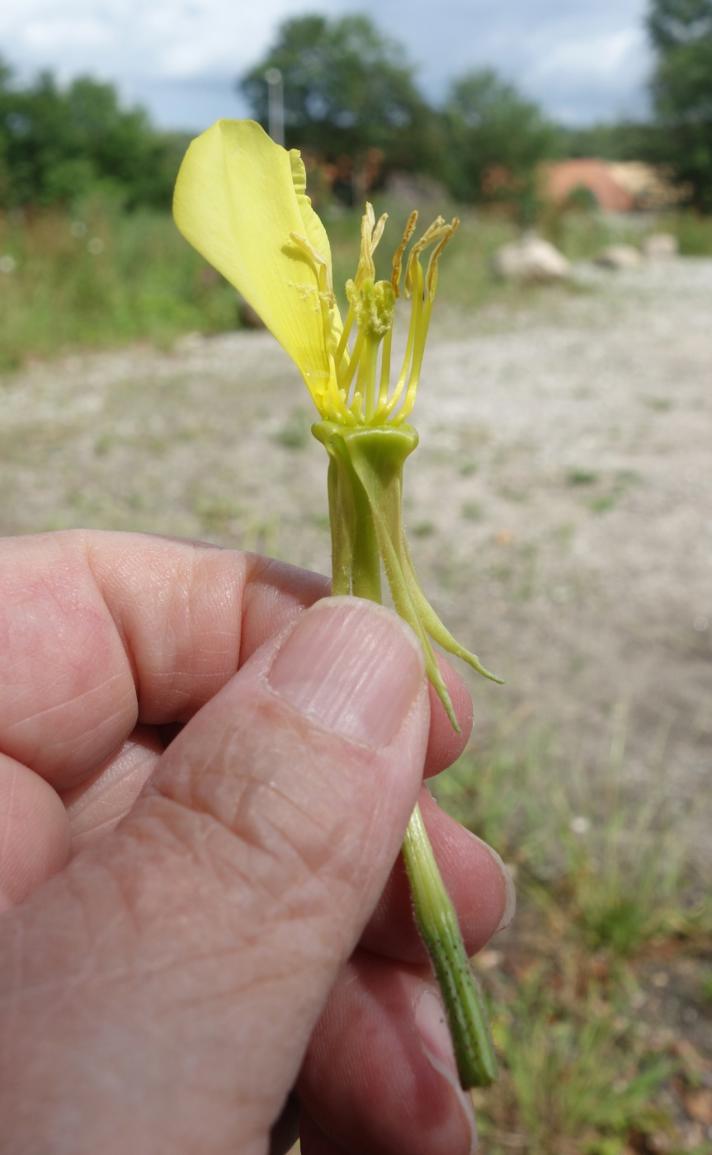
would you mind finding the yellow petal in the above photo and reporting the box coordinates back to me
[173,119,334,397]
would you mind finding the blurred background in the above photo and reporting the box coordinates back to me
[1,3,711,1152]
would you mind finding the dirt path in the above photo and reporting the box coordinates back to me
[2,258,710,856]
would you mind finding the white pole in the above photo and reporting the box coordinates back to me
[265,68,284,145]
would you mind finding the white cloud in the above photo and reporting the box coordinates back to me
[22,16,111,53]
[528,27,646,85]
[2,0,327,82]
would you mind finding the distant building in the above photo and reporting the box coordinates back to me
[542,159,683,212]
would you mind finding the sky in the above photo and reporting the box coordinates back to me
[0,0,653,130]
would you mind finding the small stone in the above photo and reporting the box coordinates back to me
[595,244,642,270]
[643,232,679,260]
[492,234,570,283]
[476,949,502,970]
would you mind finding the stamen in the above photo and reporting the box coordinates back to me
[391,210,418,297]
[289,231,329,284]
[377,325,393,411]
[425,218,460,299]
[404,217,448,298]
[355,203,388,286]
[358,335,379,420]
[370,211,388,256]
[322,362,340,415]
[381,273,422,420]
[335,307,354,368]
[400,295,432,421]
[291,229,339,378]
[341,329,365,399]
[356,205,376,284]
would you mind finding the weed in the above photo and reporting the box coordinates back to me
[440,728,707,958]
[0,200,239,368]
[462,500,483,521]
[411,519,436,538]
[583,468,641,514]
[459,460,479,478]
[644,395,673,412]
[477,972,674,1155]
[498,483,529,503]
[307,512,331,533]
[190,493,243,533]
[566,467,599,486]
[553,522,576,547]
[273,408,311,450]
[700,971,712,1006]
[663,212,712,257]
[589,492,618,513]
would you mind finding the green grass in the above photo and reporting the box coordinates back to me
[566,467,599,486]
[273,406,312,450]
[436,730,711,1153]
[663,212,712,256]
[0,198,238,369]
[480,976,674,1155]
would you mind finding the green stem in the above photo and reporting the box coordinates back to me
[402,805,497,1087]
[314,420,498,1090]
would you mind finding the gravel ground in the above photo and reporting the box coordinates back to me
[2,257,710,858]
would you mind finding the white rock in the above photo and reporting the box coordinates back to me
[643,232,679,260]
[492,235,570,283]
[595,244,642,270]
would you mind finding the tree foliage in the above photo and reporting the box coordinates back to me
[647,0,712,208]
[239,14,437,172]
[442,69,557,215]
[555,120,664,163]
[0,61,184,210]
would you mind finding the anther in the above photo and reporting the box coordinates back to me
[391,211,419,296]
[426,218,460,298]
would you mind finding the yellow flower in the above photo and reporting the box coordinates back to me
[173,118,458,427]
[174,117,500,704]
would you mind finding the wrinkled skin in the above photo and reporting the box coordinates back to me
[0,531,511,1155]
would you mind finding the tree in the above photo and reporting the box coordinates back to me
[648,0,712,209]
[239,14,436,174]
[555,120,664,163]
[0,65,179,210]
[442,69,556,217]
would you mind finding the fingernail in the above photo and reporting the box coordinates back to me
[268,597,424,748]
[415,988,478,1153]
[467,832,517,933]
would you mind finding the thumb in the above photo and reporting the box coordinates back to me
[1,598,429,1154]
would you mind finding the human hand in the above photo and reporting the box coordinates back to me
[0,531,513,1155]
